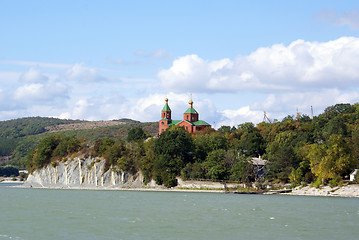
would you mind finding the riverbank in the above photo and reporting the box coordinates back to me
[0,176,24,183]
[283,184,359,197]
[16,180,359,197]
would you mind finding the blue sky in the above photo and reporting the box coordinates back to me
[1,0,359,127]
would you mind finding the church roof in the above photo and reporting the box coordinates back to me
[162,103,171,112]
[184,107,198,114]
[193,120,211,126]
[167,120,182,125]
[168,120,210,126]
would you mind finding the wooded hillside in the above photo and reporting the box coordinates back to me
[0,117,158,168]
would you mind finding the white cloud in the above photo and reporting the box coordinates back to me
[19,68,48,83]
[63,64,106,82]
[315,9,359,30]
[216,106,263,128]
[13,81,68,104]
[158,37,359,93]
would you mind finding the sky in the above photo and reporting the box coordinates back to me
[1,0,359,128]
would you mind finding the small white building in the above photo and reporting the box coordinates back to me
[350,169,358,182]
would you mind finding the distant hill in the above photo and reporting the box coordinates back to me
[0,117,83,138]
[0,117,158,168]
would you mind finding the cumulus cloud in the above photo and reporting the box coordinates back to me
[19,68,48,83]
[315,9,359,30]
[158,37,359,93]
[216,106,264,128]
[63,64,106,82]
[8,67,70,110]
[159,55,233,92]
[13,81,68,104]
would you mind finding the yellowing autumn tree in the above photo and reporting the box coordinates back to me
[308,135,350,185]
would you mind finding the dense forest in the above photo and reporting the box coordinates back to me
[0,117,158,170]
[24,103,359,188]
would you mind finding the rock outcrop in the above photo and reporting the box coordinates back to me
[24,157,156,189]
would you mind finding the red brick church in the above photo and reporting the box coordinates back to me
[159,98,211,135]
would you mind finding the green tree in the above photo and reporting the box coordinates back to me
[0,166,19,177]
[230,155,253,183]
[202,149,229,180]
[154,126,193,161]
[217,125,236,134]
[94,138,116,156]
[139,138,156,184]
[53,136,81,158]
[34,135,61,168]
[153,126,193,187]
[127,127,148,142]
[192,131,228,162]
[322,115,349,139]
[266,131,300,182]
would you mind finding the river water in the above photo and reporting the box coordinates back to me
[0,183,358,240]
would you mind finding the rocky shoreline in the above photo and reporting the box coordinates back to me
[283,184,359,197]
[14,179,359,197]
[0,176,24,183]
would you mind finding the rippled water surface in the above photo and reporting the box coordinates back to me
[1,183,358,240]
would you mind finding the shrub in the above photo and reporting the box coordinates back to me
[0,166,19,177]
[329,174,343,188]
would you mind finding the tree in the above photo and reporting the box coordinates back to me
[94,138,116,156]
[350,126,359,168]
[34,135,61,168]
[217,125,236,134]
[308,135,350,185]
[53,136,81,158]
[203,149,229,180]
[140,138,156,184]
[322,115,349,139]
[236,122,266,157]
[154,126,193,161]
[153,126,193,186]
[266,131,300,182]
[323,103,355,119]
[127,127,148,142]
[239,131,266,157]
[0,166,19,177]
[230,155,254,183]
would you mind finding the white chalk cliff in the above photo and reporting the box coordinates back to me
[24,157,156,189]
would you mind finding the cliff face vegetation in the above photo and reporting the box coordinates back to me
[23,103,359,188]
